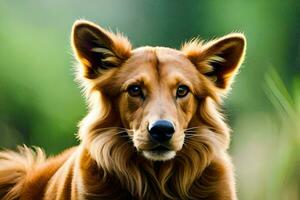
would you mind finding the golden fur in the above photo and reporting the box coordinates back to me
[0,20,246,200]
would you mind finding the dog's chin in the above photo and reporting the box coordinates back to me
[142,150,176,161]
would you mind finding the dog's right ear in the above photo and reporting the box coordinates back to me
[71,20,132,79]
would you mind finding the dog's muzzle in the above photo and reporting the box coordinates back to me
[141,120,177,161]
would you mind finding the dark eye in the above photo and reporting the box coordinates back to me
[128,85,143,97]
[176,85,190,98]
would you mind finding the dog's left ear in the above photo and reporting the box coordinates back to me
[182,33,246,91]
[71,20,132,79]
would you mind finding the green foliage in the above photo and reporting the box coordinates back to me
[264,69,300,200]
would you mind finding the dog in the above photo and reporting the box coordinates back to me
[0,20,246,200]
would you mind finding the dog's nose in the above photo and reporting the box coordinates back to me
[148,120,175,143]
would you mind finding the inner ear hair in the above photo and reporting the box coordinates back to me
[200,53,226,84]
[182,33,246,90]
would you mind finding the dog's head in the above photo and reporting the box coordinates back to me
[72,20,246,162]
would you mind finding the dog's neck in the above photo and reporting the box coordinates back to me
[79,125,220,199]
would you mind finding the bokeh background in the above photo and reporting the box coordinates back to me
[1,0,300,199]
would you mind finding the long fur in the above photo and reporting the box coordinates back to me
[0,20,245,200]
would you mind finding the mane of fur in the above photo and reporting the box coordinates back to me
[77,74,230,199]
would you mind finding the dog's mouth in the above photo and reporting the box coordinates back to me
[150,145,170,152]
[142,145,176,161]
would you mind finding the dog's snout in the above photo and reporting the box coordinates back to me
[148,120,175,143]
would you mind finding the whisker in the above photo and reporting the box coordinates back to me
[97,128,134,136]
[96,127,132,132]
[96,127,124,130]
[184,132,200,135]
[184,134,201,137]
[111,131,129,135]
[184,126,201,131]
[184,135,204,138]
[184,131,200,134]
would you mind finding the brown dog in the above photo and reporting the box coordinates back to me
[0,20,246,200]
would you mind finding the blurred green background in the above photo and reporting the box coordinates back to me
[0,0,299,199]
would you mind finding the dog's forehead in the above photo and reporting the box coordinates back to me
[131,46,191,66]
[122,47,198,79]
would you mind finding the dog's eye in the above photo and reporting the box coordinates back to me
[128,85,143,97]
[176,85,190,98]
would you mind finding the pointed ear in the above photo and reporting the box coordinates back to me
[182,33,246,91]
[71,20,132,79]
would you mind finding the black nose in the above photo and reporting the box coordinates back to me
[148,120,175,143]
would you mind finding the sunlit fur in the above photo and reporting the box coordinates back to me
[0,20,246,200]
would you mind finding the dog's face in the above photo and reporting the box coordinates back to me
[116,48,201,160]
[72,20,245,161]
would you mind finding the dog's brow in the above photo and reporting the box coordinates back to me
[162,73,195,94]
[167,73,192,84]
[122,75,151,90]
